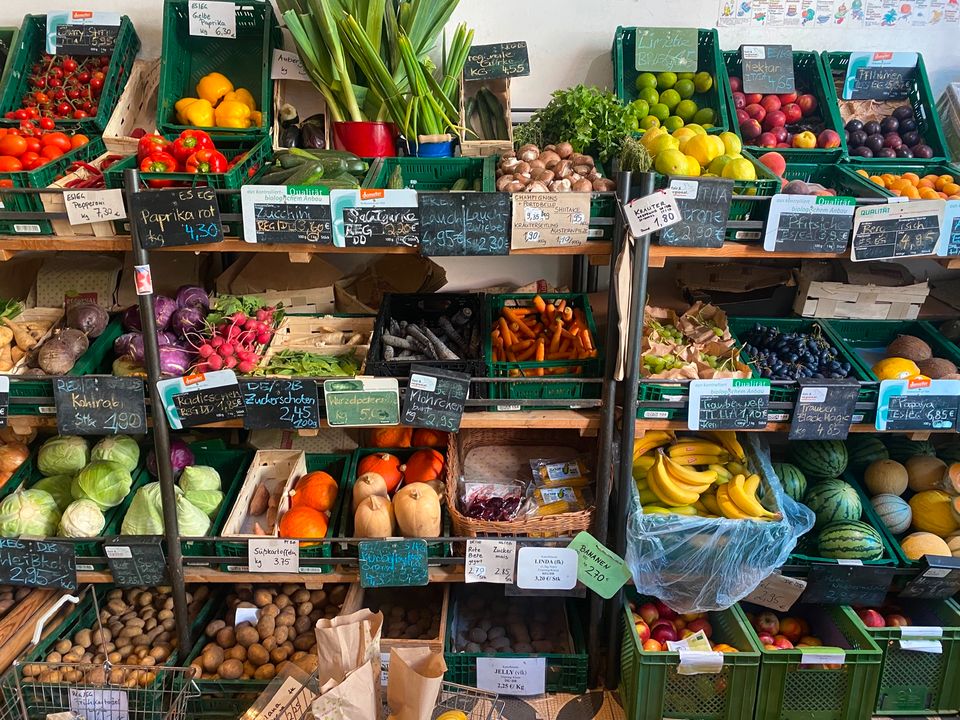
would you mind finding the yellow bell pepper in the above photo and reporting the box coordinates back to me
[175,97,199,124]
[224,88,256,111]
[249,110,263,127]
[183,98,215,127]
[196,72,234,106]
[214,100,251,128]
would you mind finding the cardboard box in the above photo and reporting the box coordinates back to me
[35,254,122,309]
[460,78,513,157]
[334,255,447,313]
[216,253,344,297]
[794,260,928,320]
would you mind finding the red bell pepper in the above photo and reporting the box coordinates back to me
[185,148,228,174]
[170,129,213,164]
[140,151,179,188]
[137,133,171,162]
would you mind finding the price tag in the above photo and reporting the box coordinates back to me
[899,639,943,653]
[418,193,509,257]
[511,192,591,248]
[901,626,943,639]
[64,189,127,226]
[241,185,333,245]
[624,190,682,238]
[271,49,310,81]
[249,538,300,573]
[740,44,795,94]
[799,648,846,665]
[129,187,223,249]
[358,539,428,588]
[241,379,320,430]
[476,657,546,696]
[842,52,918,100]
[54,377,146,436]
[875,378,960,431]
[331,189,419,248]
[900,556,960,599]
[400,365,469,432]
[743,573,808,612]
[464,41,530,80]
[515,547,578,590]
[69,688,129,720]
[235,606,260,625]
[851,200,944,262]
[188,0,236,38]
[802,563,895,606]
[324,377,400,427]
[764,195,856,254]
[688,378,771,430]
[0,538,76,590]
[938,199,960,256]
[0,376,8,428]
[158,370,244,430]
[633,27,698,72]
[46,11,121,55]
[676,649,724,675]
[568,531,631,599]
[251,675,318,720]
[789,378,859,440]
[465,539,516,584]
[658,178,733,248]
[104,537,166,587]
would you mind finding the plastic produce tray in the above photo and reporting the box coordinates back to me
[180,445,253,560]
[362,156,496,191]
[834,161,960,199]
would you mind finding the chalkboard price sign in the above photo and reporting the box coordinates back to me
[764,195,856,254]
[240,186,332,245]
[323,378,400,427]
[789,378,860,440]
[418,193,509,256]
[0,538,77,590]
[802,563,896,606]
[658,178,733,248]
[633,27,699,72]
[0,376,7,428]
[105,537,167,587]
[358,539,429,588]
[129,187,224,249]
[56,23,119,56]
[158,370,245,430]
[740,45,795,94]
[401,365,470,432]
[53,377,146,436]
[900,556,960,599]
[851,199,943,262]
[876,378,960,431]
[688,378,771,430]
[842,52,918,100]
[241,379,320,430]
[464,42,530,80]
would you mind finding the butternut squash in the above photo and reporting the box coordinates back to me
[394,483,441,538]
[354,495,395,538]
[352,472,389,511]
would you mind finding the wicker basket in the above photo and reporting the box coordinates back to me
[102,59,160,155]
[445,428,596,538]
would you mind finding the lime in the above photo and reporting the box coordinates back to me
[654,148,689,175]
[660,89,681,112]
[649,103,670,121]
[677,72,695,80]
[635,72,658,91]
[702,123,714,130]
[638,87,659,106]
[647,134,680,156]
[675,79,696,99]
[656,71,678,90]
[630,99,650,119]
[663,115,685,133]
[694,71,714,93]
[693,107,716,125]
[707,154,734,176]
[719,131,742,156]
[639,115,661,130]
[675,99,698,122]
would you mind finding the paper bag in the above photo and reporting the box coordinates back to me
[386,647,447,720]
[311,662,379,720]
[311,608,383,719]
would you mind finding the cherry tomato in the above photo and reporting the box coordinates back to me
[18,151,40,170]
[0,156,23,172]
[71,110,88,120]
[77,71,90,83]
[62,58,78,73]
[40,145,63,160]
[38,117,54,131]
[12,109,28,120]
[90,77,104,95]
[69,133,88,148]
[49,67,63,79]
[0,136,27,158]
[66,89,80,100]
[23,137,40,154]
[25,108,38,120]
[47,77,61,89]
[31,77,46,89]
[0,179,13,188]
[54,102,71,117]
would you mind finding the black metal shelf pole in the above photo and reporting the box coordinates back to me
[122,168,192,656]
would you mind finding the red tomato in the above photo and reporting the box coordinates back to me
[38,117,55,131]
[0,156,23,172]
[40,132,71,152]
[0,135,27,158]
[22,137,40,154]
[0,179,12,188]
[40,145,63,160]
[70,133,88,148]
[18,151,40,170]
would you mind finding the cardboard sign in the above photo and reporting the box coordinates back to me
[764,195,856,253]
[658,178,733,248]
[129,187,223,249]
[633,27,699,72]
[0,376,8,428]
[789,378,860,440]
[464,41,530,80]
[271,49,310,81]
[465,539,516,584]
[876,378,960,431]
[323,377,400,427]
[900,557,960,599]
[188,0,236,38]
[241,379,320,430]
[802,563,896,606]
[510,192,591,248]
[0,538,76,590]
[740,45,795,94]
[157,370,244,430]
[568,531,631,599]
[105,537,167,587]
[418,192,509,256]
[330,189,419,248]
[54,377,146,436]
[515,547,578,590]
[249,538,300,573]
[688,378,771,430]
[624,189,682,238]
[400,365,469,432]
[358,539,428,588]
[843,52,918,100]
[241,186,332,245]
[476,657,546,696]
[851,200,943,261]
[743,573,808,612]
[64,189,127,225]
[46,11,121,55]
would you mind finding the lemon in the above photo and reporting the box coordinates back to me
[678,72,695,80]
[640,126,665,147]
[654,148,689,175]
[672,127,697,150]
[687,124,707,135]
[694,71,714,93]
[647,134,681,157]
[702,123,714,130]
[630,99,650,119]
[660,89,681,112]
[649,103,670,121]
[707,154,733,175]
[685,155,702,176]
[635,72,658,90]
[685,134,720,168]
[675,99,698,122]
[656,71,678,90]
[693,107,716,125]
[663,115,685,132]
[719,131,742,156]
[708,135,726,157]
[722,157,757,181]
[639,115,661,130]
[675,79,695,99]
[638,87,660,106]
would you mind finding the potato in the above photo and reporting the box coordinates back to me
[247,643,270,667]
[236,625,259,648]
[257,615,276,639]
[215,627,236,649]
[293,634,314,651]
[261,603,280,618]
[254,663,277,680]
[46,651,63,664]
[296,602,313,617]
[274,595,291,610]
[310,590,327,605]
[531,640,554,653]
[276,612,295,628]
[224,645,246,662]
[294,616,312,635]
[54,639,72,654]
[253,589,274,608]
[270,646,290,664]
[275,626,290,645]
[219,659,244,680]
[205,620,226,638]
[262,637,277,652]
[202,647,224,673]
[73,629,93,648]
[243,661,257,678]
[109,668,127,685]
[150,646,170,661]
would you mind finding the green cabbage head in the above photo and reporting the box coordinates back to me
[183,489,224,518]
[179,465,221,493]
[38,436,89,476]
[74,461,133,510]
[32,475,74,512]
[91,436,140,473]
[59,499,105,538]
[0,489,61,537]
[121,483,164,535]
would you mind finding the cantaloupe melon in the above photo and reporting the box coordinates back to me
[864,459,909,496]
[909,490,959,536]
[871,494,912,534]
[906,455,948,492]
[901,532,951,560]
[947,535,960,558]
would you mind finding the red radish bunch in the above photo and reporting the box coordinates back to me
[192,306,276,375]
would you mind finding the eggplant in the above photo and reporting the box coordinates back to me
[300,114,327,149]
[280,124,301,148]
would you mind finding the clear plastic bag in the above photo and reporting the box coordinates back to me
[624,433,815,613]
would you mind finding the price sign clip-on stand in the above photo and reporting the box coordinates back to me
[123,168,192,658]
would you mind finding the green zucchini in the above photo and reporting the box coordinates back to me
[256,165,301,185]
[450,178,470,191]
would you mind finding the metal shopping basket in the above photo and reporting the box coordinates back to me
[432,682,505,720]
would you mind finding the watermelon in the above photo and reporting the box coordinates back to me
[884,436,936,464]
[771,463,806,502]
[803,479,862,528]
[936,439,960,466]
[871,493,912,535]
[818,520,885,560]
[845,436,889,469]
[790,440,848,480]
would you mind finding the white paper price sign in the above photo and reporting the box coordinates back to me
[271,49,310,81]
[676,649,724,675]
[69,688,129,720]
[248,538,299,573]
[255,675,318,720]
[515,547,578,590]
[899,639,943,653]
[624,189,682,238]
[799,648,846,665]
[901,626,943,639]
[476,656,546,696]
[465,539,516,584]
[64,189,127,225]
[188,0,236,38]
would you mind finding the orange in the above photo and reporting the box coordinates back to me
[902,172,920,186]
[943,182,960,196]
[0,135,27,158]
[868,175,884,185]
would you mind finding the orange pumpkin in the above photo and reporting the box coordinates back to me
[279,506,329,539]
[368,426,413,448]
[289,471,338,513]
[402,449,445,484]
[357,453,403,493]
[411,429,448,448]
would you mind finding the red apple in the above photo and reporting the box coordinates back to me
[739,119,762,140]
[758,632,776,646]
[732,91,746,110]
[773,635,794,650]
[745,93,763,105]
[817,129,841,148]
[686,618,713,638]
[635,619,651,642]
[745,103,766,122]
[651,620,678,644]
[754,611,780,636]
[776,142,790,148]
[655,600,677,620]
[797,94,818,115]
[643,639,663,652]
[779,617,803,642]
[857,609,885,628]
[638,602,659,625]
[885,614,910,627]
[779,91,798,104]
[736,108,750,124]
[757,132,778,147]
[772,126,789,143]
[763,110,787,130]
[760,95,782,112]
[672,618,686,631]
[729,76,742,93]
[781,103,802,124]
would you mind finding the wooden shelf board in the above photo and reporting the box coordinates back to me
[648,241,846,268]
[78,567,465,585]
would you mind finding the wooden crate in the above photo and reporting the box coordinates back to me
[271,79,328,151]
[102,59,160,155]
[260,314,374,372]
[221,449,306,538]
[794,279,929,320]
[41,152,122,237]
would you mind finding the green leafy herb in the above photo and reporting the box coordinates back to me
[0,298,23,323]
[253,349,360,377]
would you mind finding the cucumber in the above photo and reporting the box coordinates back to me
[276,152,311,169]
[450,178,470,191]
[285,161,325,186]
[477,89,495,140]
[480,89,509,139]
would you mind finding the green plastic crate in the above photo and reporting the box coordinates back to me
[741,602,882,720]
[0,27,19,91]
[822,51,949,164]
[843,599,960,715]
[834,160,960,199]
[157,0,279,141]
[613,27,730,135]
[783,162,890,197]
[484,292,601,409]
[619,590,761,720]
[362,156,496,191]
[0,135,106,235]
[0,15,140,133]
[722,50,846,163]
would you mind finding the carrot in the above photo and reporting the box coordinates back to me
[549,320,562,353]
[562,306,574,322]
[535,338,545,376]
[533,295,546,313]
[498,317,515,346]
[580,327,594,352]
[517,345,537,361]
[556,299,566,313]
[545,303,556,325]
[509,340,534,352]
[503,308,535,338]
